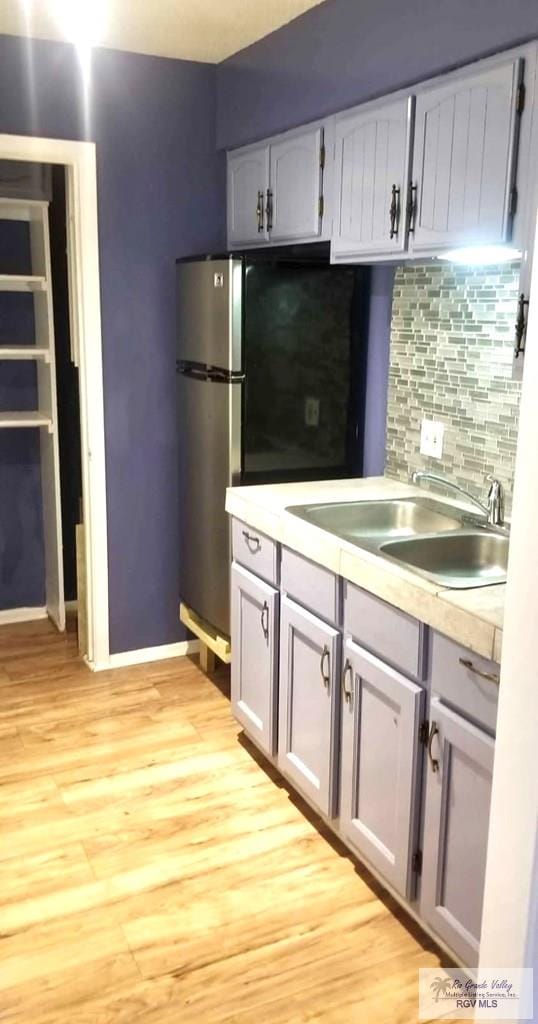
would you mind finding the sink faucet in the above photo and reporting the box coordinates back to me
[411,471,504,527]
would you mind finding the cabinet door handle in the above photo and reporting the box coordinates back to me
[342,658,353,705]
[256,190,264,233]
[389,184,400,239]
[320,646,330,689]
[514,293,529,358]
[242,530,261,554]
[260,600,269,640]
[459,658,500,686]
[265,188,273,232]
[427,721,439,773]
[406,182,417,234]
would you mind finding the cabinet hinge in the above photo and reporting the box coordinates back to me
[319,195,324,220]
[419,721,430,746]
[509,185,518,217]
[516,82,526,115]
[319,143,326,170]
[412,850,423,875]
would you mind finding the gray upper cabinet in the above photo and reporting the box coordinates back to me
[269,125,325,243]
[340,638,425,898]
[278,595,340,817]
[420,697,495,967]
[231,561,279,757]
[332,96,414,259]
[227,121,330,248]
[410,57,523,253]
[227,143,270,246]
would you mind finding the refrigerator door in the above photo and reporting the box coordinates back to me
[177,370,241,636]
[176,257,242,372]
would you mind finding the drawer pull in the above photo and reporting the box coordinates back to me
[427,721,439,773]
[260,601,269,640]
[242,530,261,554]
[459,658,500,686]
[342,658,353,705]
[320,646,330,689]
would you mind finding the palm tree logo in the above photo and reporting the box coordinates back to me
[430,976,452,1003]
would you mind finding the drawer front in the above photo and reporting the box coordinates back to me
[430,632,499,734]
[281,548,340,625]
[344,582,425,681]
[232,519,279,585]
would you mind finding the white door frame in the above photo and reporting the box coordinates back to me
[0,134,109,667]
[479,213,538,987]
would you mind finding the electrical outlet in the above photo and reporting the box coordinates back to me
[304,396,320,427]
[420,419,444,459]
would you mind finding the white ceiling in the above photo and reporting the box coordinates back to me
[0,0,326,63]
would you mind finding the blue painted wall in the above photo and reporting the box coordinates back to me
[216,0,538,149]
[363,266,395,478]
[0,35,225,651]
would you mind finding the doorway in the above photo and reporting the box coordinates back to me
[0,134,108,668]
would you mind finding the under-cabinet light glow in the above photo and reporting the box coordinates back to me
[438,245,521,266]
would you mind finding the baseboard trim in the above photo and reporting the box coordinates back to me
[90,639,201,672]
[0,606,48,626]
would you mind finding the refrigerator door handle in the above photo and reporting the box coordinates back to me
[209,368,246,384]
[176,359,210,380]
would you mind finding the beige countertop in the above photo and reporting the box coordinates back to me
[225,476,505,662]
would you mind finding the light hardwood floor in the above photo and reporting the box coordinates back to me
[0,620,442,1023]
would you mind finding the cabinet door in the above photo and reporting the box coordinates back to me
[278,596,340,816]
[333,97,414,258]
[269,126,324,242]
[411,58,523,252]
[231,562,279,756]
[340,638,424,898]
[420,698,494,966]
[227,144,270,247]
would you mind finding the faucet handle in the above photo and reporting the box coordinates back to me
[486,477,504,526]
[486,475,503,492]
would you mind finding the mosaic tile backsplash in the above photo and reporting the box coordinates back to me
[386,263,521,515]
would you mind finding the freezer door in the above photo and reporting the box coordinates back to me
[178,371,241,636]
[176,258,242,372]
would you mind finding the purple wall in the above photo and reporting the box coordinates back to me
[216,0,538,149]
[362,266,395,477]
[0,35,225,652]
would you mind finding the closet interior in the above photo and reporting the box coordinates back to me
[0,161,82,633]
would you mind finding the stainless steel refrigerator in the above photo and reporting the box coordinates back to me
[176,253,365,637]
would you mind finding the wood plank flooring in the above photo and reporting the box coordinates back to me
[0,620,442,1023]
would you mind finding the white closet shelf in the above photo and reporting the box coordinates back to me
[0,275,47,292]
[0,411,53,431]
[0,346,50,361]
[0,199,48,222]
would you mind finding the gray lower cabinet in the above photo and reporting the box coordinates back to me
[231,561,279,757]
[278,595,340,817]
[229,532,498,966]
[420,696,495,966]
[340,637,425,899]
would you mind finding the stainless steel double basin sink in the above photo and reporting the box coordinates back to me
[286,497,509,589]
